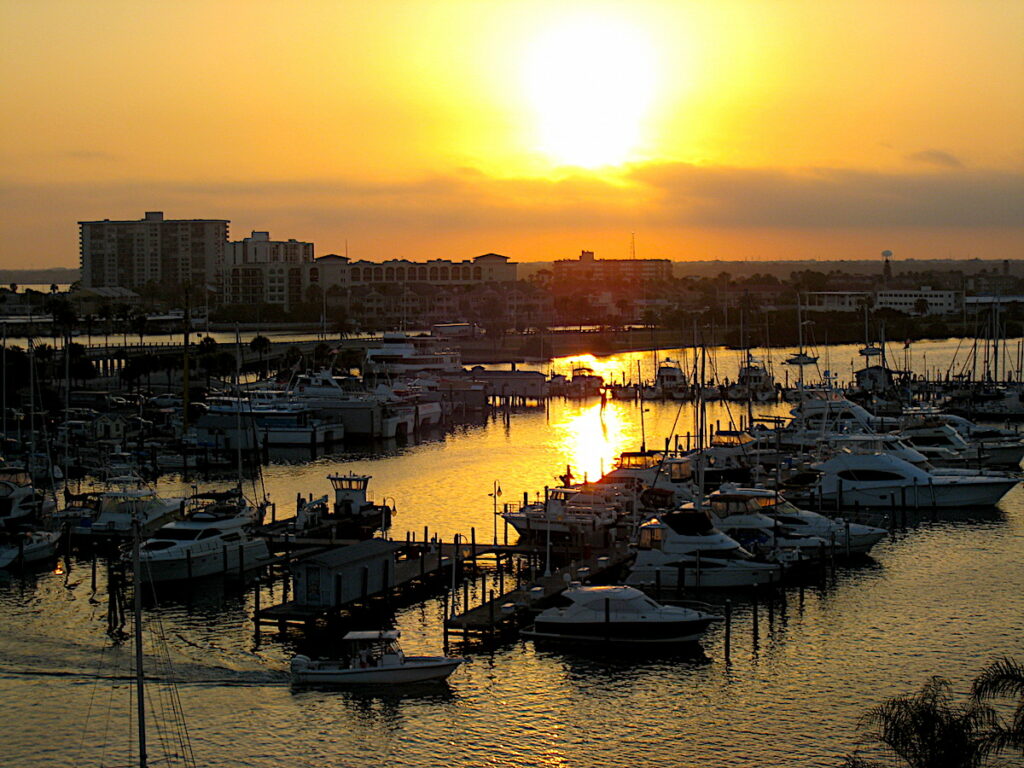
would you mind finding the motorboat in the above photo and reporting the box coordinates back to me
[626,507,782,589]
[192,397,345,449]
[0,467,55,529]
[713,485,887,555]
[565,367,604,398]
[292,472,393,539]
[780,452,1018,509]
[138,489,269,582]
[654,359,687,399]
[501,486,624,541]
[290,630,463,685]
[0,529,62,569]
[598,451,696,507]
[725,363,777,403]
[362,333,464,378]
[520,585,721,644]
[60,483,185,539]
[705,491,827,563]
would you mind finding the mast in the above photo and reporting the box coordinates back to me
[234,326,244,489]
[133,513,148,768]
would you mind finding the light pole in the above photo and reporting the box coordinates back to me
[489,480,501,545]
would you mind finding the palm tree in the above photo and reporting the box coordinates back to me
[972,657,1024,757]
[845,676,996,768]
[249,334,272,378]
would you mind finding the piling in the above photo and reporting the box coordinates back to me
[724,600,732,662]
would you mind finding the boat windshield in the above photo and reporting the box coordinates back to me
[663,510,715,536]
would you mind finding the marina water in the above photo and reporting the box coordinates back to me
[1,340,1022,767]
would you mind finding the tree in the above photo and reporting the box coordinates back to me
[844,676,996,768]
[130,312,148,345]
[249,334,272,378]
[972,657,1024,757]
[913,298,931,316]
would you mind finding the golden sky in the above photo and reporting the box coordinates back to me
[1,0,1022,267]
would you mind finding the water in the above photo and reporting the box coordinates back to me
[2,342,1023,767]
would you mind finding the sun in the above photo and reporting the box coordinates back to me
[522,14,658,168]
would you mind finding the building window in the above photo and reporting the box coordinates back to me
[396,267,405,280]
[374,267,383,281]
[385,267,394,281]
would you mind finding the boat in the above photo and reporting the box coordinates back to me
[0,529,61,569]
[712,485,887,555]
[362,332,464,378]
[59,483,185,539]
[779,452,1018,509]
[0,467,55,529]
[138,489,269,582]
[565,367,604,398]
[191,396,345,449]
[290,630,463,685]
[654,358,687,399]
[784,297,819,366]
[626,507,782,589]
[705,491,827,563]
[500,486,624,541]
[292,472,394,539]
[520,585,721,644]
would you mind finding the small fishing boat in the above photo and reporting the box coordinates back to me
[521,585,721,644]
[290,630,463,685]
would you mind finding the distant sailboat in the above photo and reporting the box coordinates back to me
[785,297,819,366]
[858,302,883,358]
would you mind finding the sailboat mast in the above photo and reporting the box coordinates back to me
[235,326,244,487]
[133,514,148,768]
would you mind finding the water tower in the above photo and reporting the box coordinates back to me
[882,249,893,283]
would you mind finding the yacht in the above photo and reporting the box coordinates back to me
[0,467,55,529]
[713,485,887,555]
[521,585,721,644]
[626,507,782,589]
[780,452,1018,509]
[501,486,624,541]
[60,484,185,539]
[138,489,269,582]
[192,397,345,449]
[565,367,604,398]
[654,359,687,399]
[598,451,696,507]
[705,491,827,563]
[725,362,777,403]
[0,529,62,569]
[290,630,463,685]
[362,333,464,378]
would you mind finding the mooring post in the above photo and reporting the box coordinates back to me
[724,600,732,662]
[463,577,469,613]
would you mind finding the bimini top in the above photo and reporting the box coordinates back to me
[343,630,400,641]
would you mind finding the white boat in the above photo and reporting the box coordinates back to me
[705,491,827,563]
[290,630,463,685]
[192,397,345,449]
[713,485,887,555]
[138,489,269,582]
[782,452,1018,508]
[0,529,62,568]
[293,472,393,539]
[626,507,782,589]
[501,486,624,540]
[725,363,777,403]
[654,359,687,399]
[521,585,721,644]
[784,298,819,366]
[363,333,464,377]
[60,484,185,539]
[0,467,55,529]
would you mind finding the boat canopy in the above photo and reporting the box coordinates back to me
[344,630,400,641]
[711,431,755,447]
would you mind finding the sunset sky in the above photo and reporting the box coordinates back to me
[1,0,1021,268]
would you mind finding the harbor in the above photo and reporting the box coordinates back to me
[1,336,1022,767]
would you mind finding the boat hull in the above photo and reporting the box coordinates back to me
[139,539,271,582]
[523,617,717,644]
[290,657,462,685]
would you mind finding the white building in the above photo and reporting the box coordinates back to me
[79,211,228,290]
[875,287,961,316]
[805,291,872,312]
[226,231,314,265]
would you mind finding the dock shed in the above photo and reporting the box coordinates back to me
[292,539,402,608]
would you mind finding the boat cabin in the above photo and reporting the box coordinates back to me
[340,630,404,667]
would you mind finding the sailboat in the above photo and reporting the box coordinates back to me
[858,302,883,358]
[784,296,819,366]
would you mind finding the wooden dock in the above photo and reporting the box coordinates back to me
[444,546,633,643]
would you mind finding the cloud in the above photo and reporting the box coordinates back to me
[1,161,1021,265]
[906,149,964,169]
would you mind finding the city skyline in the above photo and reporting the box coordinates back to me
[2,0,1022,268]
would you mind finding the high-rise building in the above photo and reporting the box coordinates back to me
[79,211,229,290]
[226,231,314,265]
